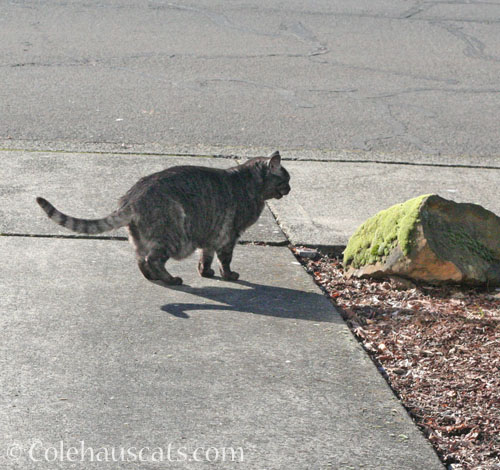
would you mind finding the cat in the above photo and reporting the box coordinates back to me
[36,151,291,286]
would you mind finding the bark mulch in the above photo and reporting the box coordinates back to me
[293,247,500,470]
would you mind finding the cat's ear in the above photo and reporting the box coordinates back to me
[268,151,281,172]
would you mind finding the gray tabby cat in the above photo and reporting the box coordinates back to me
[36,151,290,286]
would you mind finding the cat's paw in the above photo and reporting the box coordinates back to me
[221,270,239,281]
[200,268,215,278]
[166,276,183,286]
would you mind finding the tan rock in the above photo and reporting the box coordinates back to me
[343,195,500,286]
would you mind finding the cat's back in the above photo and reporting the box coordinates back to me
[121,165,232,207]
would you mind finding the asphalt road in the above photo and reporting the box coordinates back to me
[1,0,500,158]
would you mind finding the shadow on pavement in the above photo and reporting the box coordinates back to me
[160,279,338,323]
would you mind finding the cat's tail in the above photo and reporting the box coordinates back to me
[36,197,133,234]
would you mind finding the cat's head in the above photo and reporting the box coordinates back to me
[260,151,291,200]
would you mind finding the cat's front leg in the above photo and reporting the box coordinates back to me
[216,242,239,281]
[198,249,215,278]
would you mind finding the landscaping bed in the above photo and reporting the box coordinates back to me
[294,248,500,470]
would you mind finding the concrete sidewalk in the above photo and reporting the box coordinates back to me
[3,146,498,250]
[5,147,490,469]
[1,238,443,469]
[268,157,500,251]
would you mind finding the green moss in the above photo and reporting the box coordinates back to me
[438,228,495,262]
[343,194,431,268]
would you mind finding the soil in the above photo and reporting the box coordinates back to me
[294,247,500,470]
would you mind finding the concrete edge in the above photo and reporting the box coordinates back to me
[2,139,500,168]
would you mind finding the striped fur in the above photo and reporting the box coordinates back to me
[36,197,132,234]
[35,151,291,286]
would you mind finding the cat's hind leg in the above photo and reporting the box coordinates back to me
[216,242,239,281]
[128,224,182,285]
[198,249,215,278]
[135,250,176,284]
[144,253,182,286]
[127,223,159,281]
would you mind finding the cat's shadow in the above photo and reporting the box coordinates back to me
[160,279,338,323]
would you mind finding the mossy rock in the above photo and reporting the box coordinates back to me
[343,194,429,269]
[343,195,500,286]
